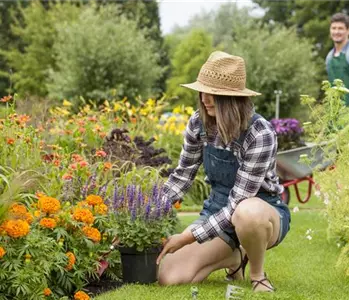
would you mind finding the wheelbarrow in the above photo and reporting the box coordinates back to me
[276,143,333,205]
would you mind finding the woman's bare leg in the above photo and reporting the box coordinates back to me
[158,226,242,285]
[231,197,281,292]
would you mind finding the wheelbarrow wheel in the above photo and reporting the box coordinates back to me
[281,186,290,205]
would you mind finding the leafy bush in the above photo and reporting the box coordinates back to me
[0,1,80,97]
[48,5,163,103]
[301,80,349,276]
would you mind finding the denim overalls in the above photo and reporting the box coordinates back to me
[194,114,291,248]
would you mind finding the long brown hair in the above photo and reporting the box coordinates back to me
[199,93,253,144]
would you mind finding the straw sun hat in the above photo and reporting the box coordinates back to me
[181,51,261,97]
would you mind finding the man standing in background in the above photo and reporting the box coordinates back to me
[326,13,349,105]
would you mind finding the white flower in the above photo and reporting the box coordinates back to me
[306,235,312,240]
[306,229,313,235]
[337,243,341,248]
[292,206,299,213]
[323,193,330,205]
[314,190,321,198]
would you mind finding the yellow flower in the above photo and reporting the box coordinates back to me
[82,226,101,243]
[85,195,103,206]
[4,219,30,238]
[173,106,182,114]
[38,196,61,214]
[185,106,194,115]
[63,99,72,107]
[0,246,6,259]
[146,98,156,107]
[74,291,90,300]
[39,218,57,229]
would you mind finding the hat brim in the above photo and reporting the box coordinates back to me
[180,81,261,97]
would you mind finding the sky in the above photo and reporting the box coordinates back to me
[158,0,256,35]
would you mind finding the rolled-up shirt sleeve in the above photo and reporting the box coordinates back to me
[191,125,277,243]
[162,111,203,203]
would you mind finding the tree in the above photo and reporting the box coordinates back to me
[48,4,163,103]
[1,1,80,97]
[165,3,321,119]
[253,0,349,58]
[166,30,213,108]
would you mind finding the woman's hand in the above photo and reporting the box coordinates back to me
[156,231,196,265]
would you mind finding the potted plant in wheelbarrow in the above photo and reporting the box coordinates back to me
[109,183,177,284]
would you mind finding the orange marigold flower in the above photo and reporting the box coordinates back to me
[38,196,61,214]
[9,203,27,216]
[85,195,103,206]
[95,150,107,157]
[130,117,137,124]
[6,138,15,145]
[94,203,108,215]
[82,226,101,243]
[39,218,57,229]
[65,251,76,271]
[103,162,112,171]
[43,288,52,296]
[173,201,181,209]
[74,291,90,300]
[0,246,6,258]
[73,208,94,224]
[34,210,41,218]
[77,201,89,208]
[69,163,78,170]
[99,132,106,139]
[24,212,33,224]
[4,219,30,238]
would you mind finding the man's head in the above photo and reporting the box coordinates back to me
[330,13,349,44]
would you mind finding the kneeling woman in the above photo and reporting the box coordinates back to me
[157,51,290,292]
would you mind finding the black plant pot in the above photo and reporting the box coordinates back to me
[119,246,161,284]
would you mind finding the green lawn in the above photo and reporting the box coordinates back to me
[95,206,349,300]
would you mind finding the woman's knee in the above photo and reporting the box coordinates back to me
[231,198,270,231]
[158,257,195,285]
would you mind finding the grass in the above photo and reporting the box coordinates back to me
[95,207,349,300]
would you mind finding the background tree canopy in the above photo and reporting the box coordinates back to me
[253,0,349,58]
[165,3,322,120]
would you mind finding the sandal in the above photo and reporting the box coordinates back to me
[225,247,249,281]
[251,273,275,292]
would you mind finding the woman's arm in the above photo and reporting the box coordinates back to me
[162,111,203,204]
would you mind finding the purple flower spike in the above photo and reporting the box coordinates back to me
[145,202,151,220]
[112,185,119,210]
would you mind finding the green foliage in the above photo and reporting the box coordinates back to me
[166,29,213,108]
[1,1,80,97]
[109,183,177,252]
[301,79,349,277]
[253,0,349,58]
[166,3,321,119]
[48,4,163,103]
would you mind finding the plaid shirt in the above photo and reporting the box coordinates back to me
[163,110,283,243]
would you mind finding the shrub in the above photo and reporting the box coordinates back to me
[301,79,349,276]
[48,5,163,103]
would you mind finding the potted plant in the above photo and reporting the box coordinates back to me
[109,182,177,284]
